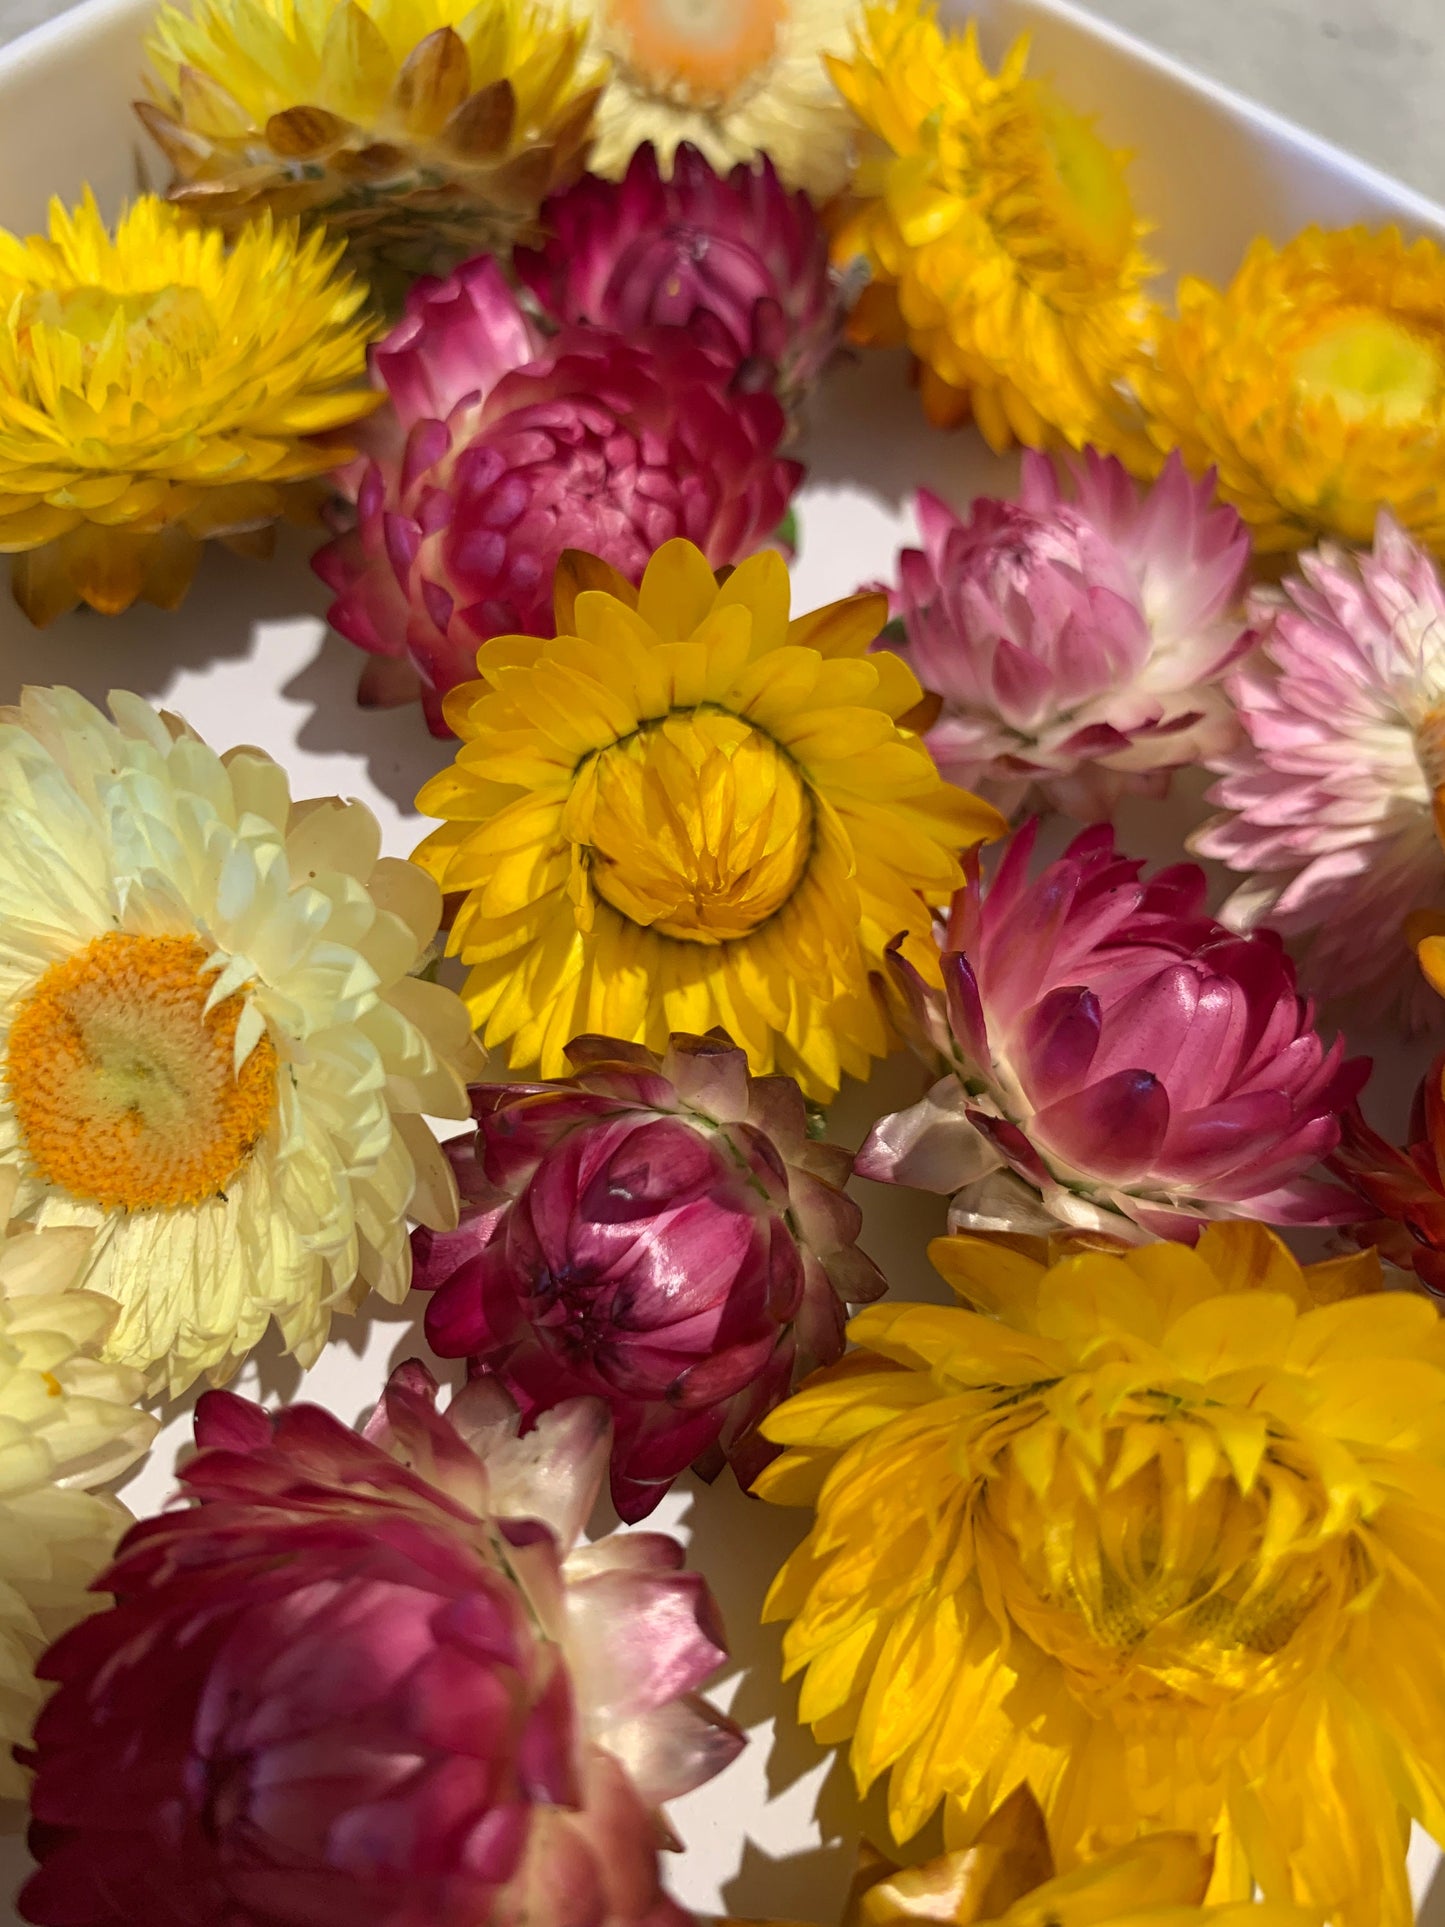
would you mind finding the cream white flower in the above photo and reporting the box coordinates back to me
[576,0,861,198]
[0,688,479,1395]
[0,1168,155,1800]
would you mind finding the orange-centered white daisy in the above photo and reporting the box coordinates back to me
[577,0,863,198]
[0,688,480,1396]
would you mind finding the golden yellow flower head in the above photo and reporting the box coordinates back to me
[828,4,1154,451]
[739,1785,1320,1927]
[0,191,375,626]
[757,1221,1444,1927]
[574,0,862,199]
[412,540,1003,1100]
[139,0,601,288]
[1137,225,1445,552]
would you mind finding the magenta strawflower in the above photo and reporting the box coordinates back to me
[857,821,1368,1242]
[19,1363,741,1927]
[890,451,1252,818]
[515,143,844,414]
[1193,513,1445,1028]
[415,1032,885,1522]
[313,255,800,732]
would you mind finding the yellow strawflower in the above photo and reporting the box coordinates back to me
[828,4,1154,451]
[1137,226,1445,552]
[757,1221,1445,1927]
[736,1784,1319,1927]
[139,0,601,289]
[412,540,1004,1100]
[570,0,863,199]
[0,192,375,626]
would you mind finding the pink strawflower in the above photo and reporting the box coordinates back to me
[1193,513,1445,1028]
[515,143,843,414]
[314,256,801,733]
[857,821,1368,1242]
[19,1363,742,1927]
[414,1032,885,1523]
[890,450,1252,818]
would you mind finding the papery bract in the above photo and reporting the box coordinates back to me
[858,821,1367,1241]
[1194,513,1445,1028]
[516,143,843,414]
[315,256,800,730]
[416,1031,885,1521]
[755,1224,1425,1927]
[1331,1053,1445,1293]
[891,451,1251,817]
[19,1363,742,1927]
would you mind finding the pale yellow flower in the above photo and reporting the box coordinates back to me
[574,0,863,199]
[0,1168,154,1799]
[0,688,480,1395]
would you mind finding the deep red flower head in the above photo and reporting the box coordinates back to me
[313,256,800,733]
[19,1364,741,1927]
[858,821,1369,1243]
[516,143,843,411]
[414,1031,884,1522]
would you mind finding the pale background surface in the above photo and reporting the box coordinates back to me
[0,0,1441,198]
[0,0,1442,1921]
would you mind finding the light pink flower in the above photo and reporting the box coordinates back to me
[889,450,1251,818]
[1194,513,1445,1028]
[415,1032,884,1522]
[314,256,800,733]
[857,821,1368,1242]
[20,1363,741,1927]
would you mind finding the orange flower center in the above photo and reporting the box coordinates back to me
[1291,309,1442,424]
[602,0,783,107]
[6,933,278,1212]
[568,711,814,944]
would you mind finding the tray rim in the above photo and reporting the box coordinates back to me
[0,0,1442,236]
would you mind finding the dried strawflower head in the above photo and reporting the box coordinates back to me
[416,1030,884,1519]
[829,5,1154,449]
[20,1363,741,1925]
[139,0,601,289]
[758,1222,1433,1927]
[1138,225,1445,552]
[411,539,1003,1099]
[0,192,375,623]
[0,687,479,1394]
[891,451,1250,818]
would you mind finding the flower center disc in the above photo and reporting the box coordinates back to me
[1291,310,1442,423]
[577,712,814,944]
[17,284,217,366]
[1030,90,1135,280]
[603,0,783,106]
[6,933,278,1212]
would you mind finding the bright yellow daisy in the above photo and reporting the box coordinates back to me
[0,192,375,626]
[139,0,601,288]
[1137,226,1445,552]
[736,1785,1319,1927]
[757,1221,1445,1927]
[573,0,862,199]
[412,541,1003,1100]
[828,4,1155,451]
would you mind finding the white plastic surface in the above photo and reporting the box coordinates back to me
[0,0,1443,1918]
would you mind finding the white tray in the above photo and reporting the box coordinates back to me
[1,0,1444,1919]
